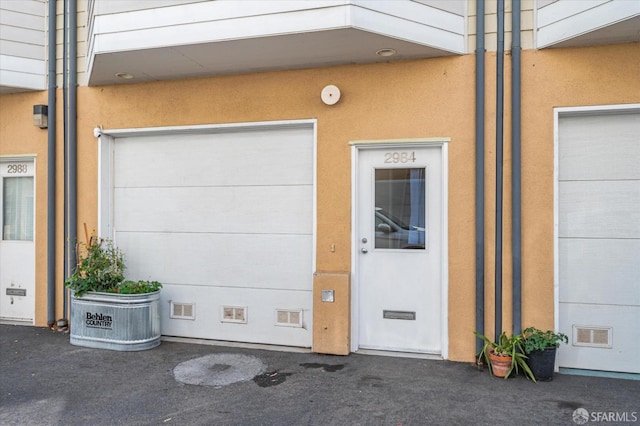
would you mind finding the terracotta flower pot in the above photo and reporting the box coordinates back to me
[488,350,512,378]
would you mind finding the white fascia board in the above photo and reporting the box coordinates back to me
[91,0,464,55]
[0,69,46,91]
[93,6,350,53]
[0,55,44,75]
[538,0,609,26]
[537,0,640,48]
[352,0,464,34]
[350,6,465,53]
[93,0,346,35]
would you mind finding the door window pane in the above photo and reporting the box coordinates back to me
[374,168,425,249]
[3,177,34,241]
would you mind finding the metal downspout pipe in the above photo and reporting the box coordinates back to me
[65,0,78,321]
[63,0,68,303]
[512,0,522,336]
[495,0,505,341]
[46,0,57,327]
[475,0,486,354]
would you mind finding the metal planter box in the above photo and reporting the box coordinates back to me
[70,291,161,351]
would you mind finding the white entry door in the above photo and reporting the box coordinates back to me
[355,145,443,354]
[0,159,35,323]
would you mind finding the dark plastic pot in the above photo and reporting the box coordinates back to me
[526,347,557,381]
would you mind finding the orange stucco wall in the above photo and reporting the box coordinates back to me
[1,42,638,361]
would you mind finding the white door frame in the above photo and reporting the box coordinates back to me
[553,103,640,334]
[350,138,449,358]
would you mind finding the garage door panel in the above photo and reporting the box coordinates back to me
[115,129,313,187]
[109,124,314,348]
[559,239,640,305]
[114,185,312,234]
[160,284,312,347]
[559,180,640,238]
[559,113,640,181]
[558,303,640,374]
[117,231,312,290]
[558,109,639,374]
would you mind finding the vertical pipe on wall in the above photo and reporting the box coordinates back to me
[63,0,68,286]
[46,0,57,327]
[475,0,486,354]
[66,0,78,321]
[512,0,522,336]
[495,0,505,341]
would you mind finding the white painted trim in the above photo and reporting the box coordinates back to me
[0,154,38,160]
[97,134,115,240]
[162,336,313,353]
[350,144,360,353]
[99,119,317,138]
[350,137,451,146]
[553,103,640,335]
[440,142,449,360]
[553,108,561,335]
[350,138,449,358]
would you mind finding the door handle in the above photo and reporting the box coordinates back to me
[361,248,368,253]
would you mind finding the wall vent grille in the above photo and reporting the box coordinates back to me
[275,309,303,327]
[221,306,247,324]
[170,302,195,320]
[573,325,612,348]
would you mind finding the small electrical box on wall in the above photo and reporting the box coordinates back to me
[321,290,335,303]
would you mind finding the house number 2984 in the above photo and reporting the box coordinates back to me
[384,152,416,163]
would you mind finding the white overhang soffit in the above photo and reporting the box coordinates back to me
[536,0,640,49]
[87,0,466,86]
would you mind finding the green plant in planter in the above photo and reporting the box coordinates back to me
[522,327,568,353]
[65,238,161,297]
[117,280,163,294]
[475,331,536,381]
[521,327,568,381]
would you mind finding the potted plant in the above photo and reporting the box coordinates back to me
[522,327,568,381]
[65,236,162,351]
[475,331,536,381]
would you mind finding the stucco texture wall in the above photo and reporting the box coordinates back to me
[0,91,56,326]
[1,41,638,362]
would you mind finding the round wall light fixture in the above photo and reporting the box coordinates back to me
[321,85,341,105]
[115,72,135,79]
[376,48,397,57]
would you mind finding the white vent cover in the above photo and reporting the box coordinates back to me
[275,309,303,328]
[170,302,195,320]
[573,325,612,348]
[221,306,247,324]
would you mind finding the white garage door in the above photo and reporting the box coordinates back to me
[557,108,640,374]
[109,123,314,347]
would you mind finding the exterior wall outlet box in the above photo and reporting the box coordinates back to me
[321,290,335,302]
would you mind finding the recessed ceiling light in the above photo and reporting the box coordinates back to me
[115,72,134,79]
[376,48,397,57]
